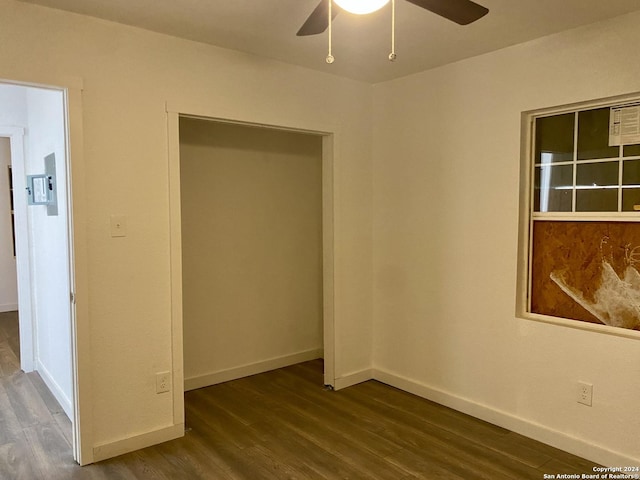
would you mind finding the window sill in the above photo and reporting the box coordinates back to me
[519,311,640,340]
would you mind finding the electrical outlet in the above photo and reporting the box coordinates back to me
[577,381,593,406]
[156,372,171,394]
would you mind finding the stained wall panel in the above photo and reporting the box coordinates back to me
[531,220,640,331]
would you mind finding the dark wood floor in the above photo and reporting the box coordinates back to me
[0,310,600,479]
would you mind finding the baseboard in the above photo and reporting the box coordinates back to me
[92,423,184,463]
[334,369,373,390]
[374,368,639,467]
[184,348,324,391]
[36,359,73,420]
[0,303,18,313]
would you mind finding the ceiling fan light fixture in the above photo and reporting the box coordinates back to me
[333,0,391,15]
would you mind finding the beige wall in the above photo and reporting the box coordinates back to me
[0,0,373,457]
[372,11,640,465]
[180,118,323,387]
[0,137,17,311]
[3,0,638,466]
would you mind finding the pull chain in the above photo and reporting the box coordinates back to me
[389,0,396,61]
[326,0,335,63]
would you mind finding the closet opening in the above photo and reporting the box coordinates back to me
[168,114,335,409]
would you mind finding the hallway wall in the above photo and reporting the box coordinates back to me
[0,137,17,312]
[25,87,73,418]
[0,86,26,313]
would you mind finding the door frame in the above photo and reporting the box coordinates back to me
[166,103,337,425]
[0,76,92,465]
[0,126,34,370]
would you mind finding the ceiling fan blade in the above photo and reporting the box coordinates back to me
[297,0,339,36]
[405,0,488,25]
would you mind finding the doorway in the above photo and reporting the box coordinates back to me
[180,117,325,389]
[0,82,77,459]
[0,137,17,314]
[167,110,336,425]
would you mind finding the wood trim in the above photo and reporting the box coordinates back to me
[36,358,73,419]
[520,312,640,340]
[184,349,324,391]
[63,83,94,466]
[322,133,336,387]
[92,423,185,463]
[0,127,34,373]
[166,110,184,428]
[373,368,640,467]
[0,303,18,312]
[333,368,373,390]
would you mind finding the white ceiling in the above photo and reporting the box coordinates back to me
[16,0,640,83]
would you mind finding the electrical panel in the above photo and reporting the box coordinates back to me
[26,153,58,216]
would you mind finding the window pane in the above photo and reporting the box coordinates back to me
[534,165,573,212]
[535,113,574,164]
[622,188,640,211]
[623,144,640,157]
[576,162,618,187]
[623,159,640,186]
[577,108,619,160]
[576,189,618,212]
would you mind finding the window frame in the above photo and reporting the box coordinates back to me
[533,110,640,216]
[517,92,640,339]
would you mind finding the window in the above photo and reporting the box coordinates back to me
[522,96,640,333]
[534,107,640,214]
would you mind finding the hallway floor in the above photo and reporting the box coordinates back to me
[0,310,73,479]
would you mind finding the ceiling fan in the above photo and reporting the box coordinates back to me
[297,0,489,36]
